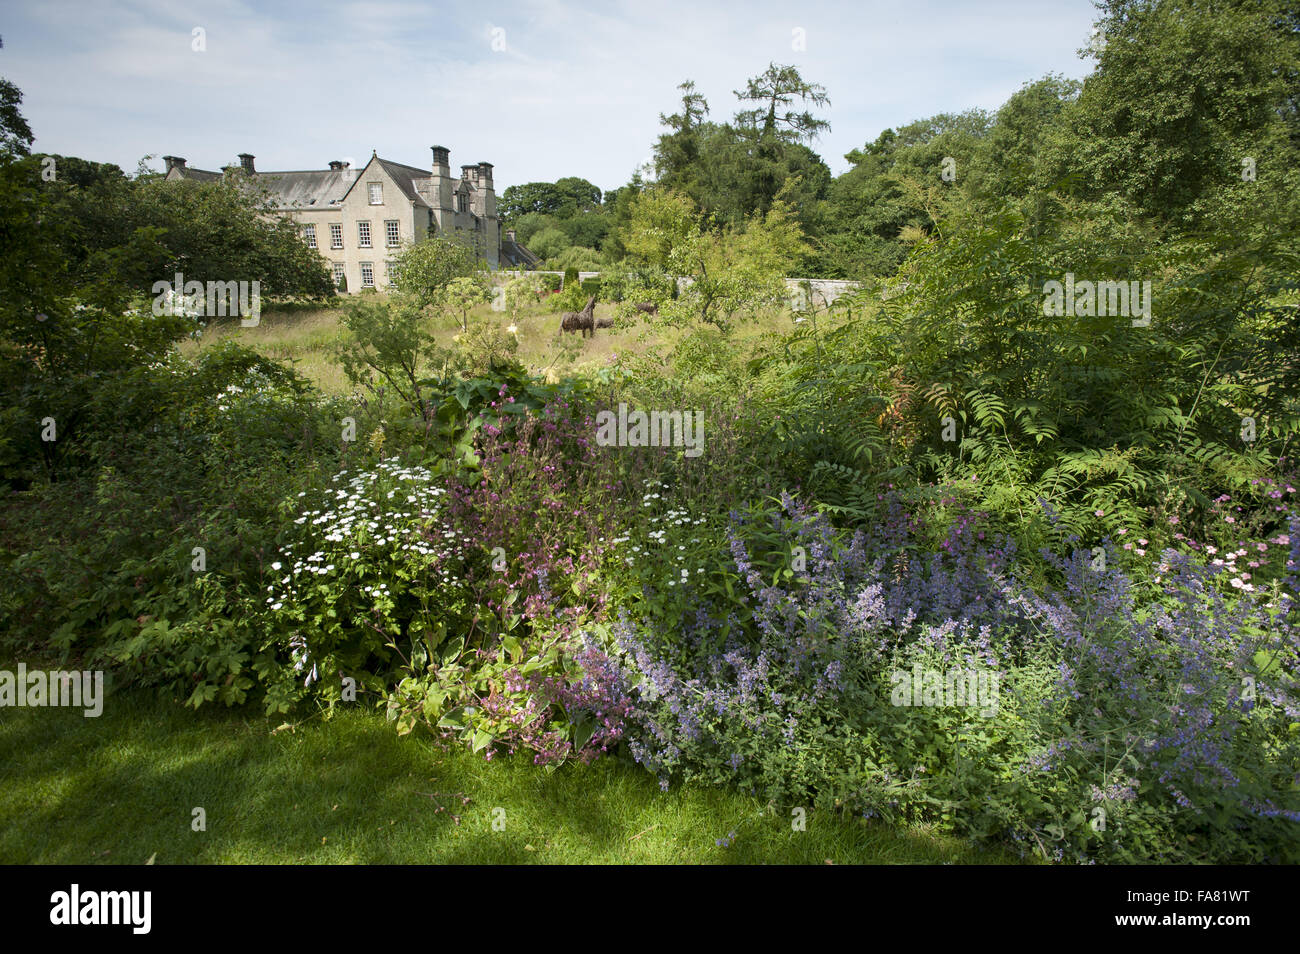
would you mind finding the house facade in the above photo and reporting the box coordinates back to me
[162,147,511,291]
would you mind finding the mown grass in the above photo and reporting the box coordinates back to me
[0,681,1025,865]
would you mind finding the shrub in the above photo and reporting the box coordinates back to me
[580,491,1300,863]
[455,323,520,377]
[258,457,478,713]
[5,344,342,706]
[547,279,593,314]
[374,396,640,759]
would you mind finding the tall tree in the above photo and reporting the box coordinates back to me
[732,64,832,219]
[0,77,33,157]
[654,80,711,190]
[1047,0,1300,226]
[818,110,990,278]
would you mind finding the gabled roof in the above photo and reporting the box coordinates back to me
[175,166,222,183]
[252,169,354,209]
[375,158,435,209]
[500,236,539,269]
[170,154,491,216]
[170,156,444,211]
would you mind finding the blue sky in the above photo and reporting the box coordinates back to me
[0,0,1101,195]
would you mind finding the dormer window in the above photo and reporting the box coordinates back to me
[368,183,383,205]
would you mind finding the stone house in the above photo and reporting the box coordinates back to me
[162,147,523,291]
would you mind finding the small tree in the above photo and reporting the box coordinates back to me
[337,296,449,419]
[388,235,482,310]
[625,187,808,331]
[623,189,699,269]
[503,272,547,324]
[444,275,490,333]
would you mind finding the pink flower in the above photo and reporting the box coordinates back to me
[1095,509,1105,517]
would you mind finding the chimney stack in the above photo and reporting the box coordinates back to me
[477,162,494,187]
[431,145,450,176]
[238,153,256,174]
[328,160,344,171]
[162,156,187,175]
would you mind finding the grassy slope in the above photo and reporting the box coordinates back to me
[0,686,1023,864]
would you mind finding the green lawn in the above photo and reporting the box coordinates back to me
[0,685,1025,864]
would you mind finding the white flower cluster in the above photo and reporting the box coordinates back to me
[620,480,707,580]
[1207,546,1257,592]
[214,368,288,413]
[264,457,471,679]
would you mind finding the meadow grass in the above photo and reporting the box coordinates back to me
[180,293,809,394]
[0,681,1024,865]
